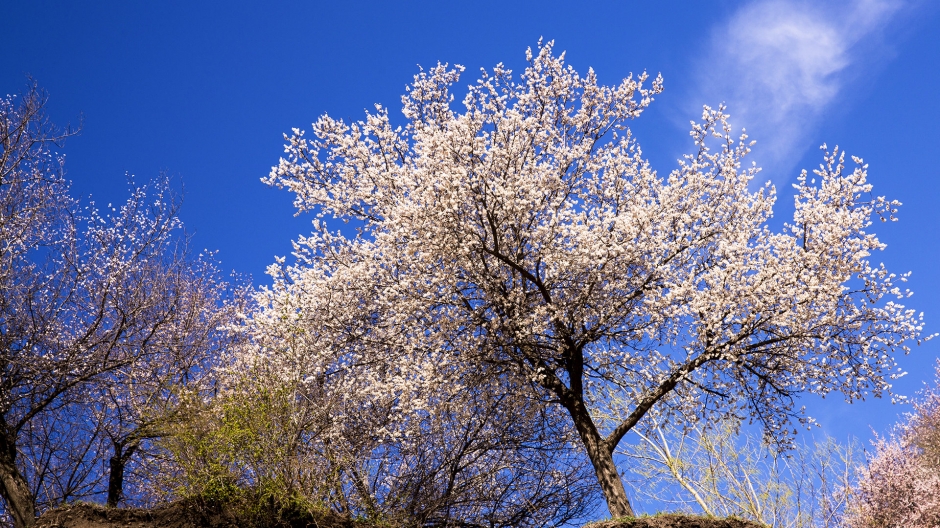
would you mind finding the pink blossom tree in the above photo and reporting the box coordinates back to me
[846,363,940,528]
[261,41,928,518]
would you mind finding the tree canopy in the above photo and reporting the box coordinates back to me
[259,41,928,517]
[0,85,235,528]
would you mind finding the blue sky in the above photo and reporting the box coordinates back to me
[3,0,939,476]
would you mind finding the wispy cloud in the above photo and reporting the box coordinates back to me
[690,0,910,184]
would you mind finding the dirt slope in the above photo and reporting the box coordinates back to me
[35,500,360,528]
[37,503,766,528]
[589,514,767,528]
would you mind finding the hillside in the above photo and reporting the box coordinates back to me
[36,502,767,528]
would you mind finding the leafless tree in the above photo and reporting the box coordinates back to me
[616,416,860,527]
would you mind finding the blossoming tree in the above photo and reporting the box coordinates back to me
[0,85,234,528]
[263,41,927,517]
[846,362,940,528]
[94,251,239,509]
[219,255,598,526]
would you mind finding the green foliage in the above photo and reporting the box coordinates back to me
[157,383,338,526]
[159,390,243,502]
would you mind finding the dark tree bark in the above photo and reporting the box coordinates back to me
[0,429,37,528]
[106,441,138,508]
[564,398,635,518]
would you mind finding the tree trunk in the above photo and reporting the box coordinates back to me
[565,397,635,518]
[107,454,125,508]
[585,439,635,518]
[0,433,36,528]
[107,441,137,508]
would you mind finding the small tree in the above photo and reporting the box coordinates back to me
[617,417,860,527]
[168,275,599,526]
[93,252,239,508]
[263,41,928,517]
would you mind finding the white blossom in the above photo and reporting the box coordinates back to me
[255,41,928,518]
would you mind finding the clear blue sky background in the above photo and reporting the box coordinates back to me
[3,0,939,507]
